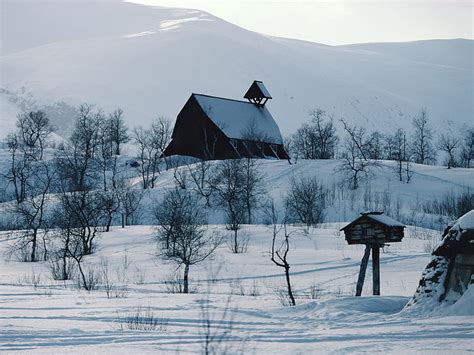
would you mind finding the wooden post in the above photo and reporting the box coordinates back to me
[372,245,380,295]
[355,244,371,296]
[121,213,125,229]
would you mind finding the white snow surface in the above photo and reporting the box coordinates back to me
[194,94,284,144]
[452,210,474,231]
[1,0,472,139]
[366,213,406,227]
[1,225,473,354]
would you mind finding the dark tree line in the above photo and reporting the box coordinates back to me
[288,108,472,189]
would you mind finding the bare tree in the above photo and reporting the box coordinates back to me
[209,160,247,253]
[285,176,325,227]
[291,109,338,160]
[154,189,221,293]
[96,113,114,191]
[16,110,53,160]
[241,159,266,224]
[56,104,101,192]
[133,127,153,189]
[173,164,189,190]
[5,133,31,203]
[133,117,171,189]
[391,128,412,183]
[366,131,385,160]
[116,177,143,227]
[383,134,397,161]
[188,160,213,207]
[411,108,436,165]
[438,132,460,169]
[338,120,379,189]
[108,108,129,155]
[151,117,172,161]
[459,127,474,168]
[8,162,54,262]
[49,206,76,280]
[97,190,120,232]
[57,188,103,256]
[267,199,296,306]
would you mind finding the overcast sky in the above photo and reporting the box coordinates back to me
[128,0,472,45]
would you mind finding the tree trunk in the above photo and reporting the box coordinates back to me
[77,260,89,291]
[30,233,37,262]
[356,244,371,296]
[183,264,190,294]
[42,236,48,261]
[62,254,68,280]
[372,245,380,296]
[103,169,107,191]
[106,213,112,232]
[247,201,251,225]
[285,266,296,306]
[234,229,238,253]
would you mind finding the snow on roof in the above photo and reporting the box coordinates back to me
[452,210,474,230]
[255,81,272,98]
[193,94,283,144]
[340,212,405,230]
[366,213,405,227]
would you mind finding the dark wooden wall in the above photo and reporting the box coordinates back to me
[343,217,404,245]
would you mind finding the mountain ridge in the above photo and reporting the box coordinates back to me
[1,0,472,138]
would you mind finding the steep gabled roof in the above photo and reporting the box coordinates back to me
[244,80,272,100]
[193,93,283,145]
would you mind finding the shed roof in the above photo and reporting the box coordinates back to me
[193,94,283,144]
[340,212,405,231]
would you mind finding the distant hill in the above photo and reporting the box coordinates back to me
[1,0,472,138]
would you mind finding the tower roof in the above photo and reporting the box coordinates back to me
[244,80,272,101]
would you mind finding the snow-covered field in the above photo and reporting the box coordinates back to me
[1,224,473,353]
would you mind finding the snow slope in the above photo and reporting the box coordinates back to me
[128,158,474,228]
[1,0,472,139]
[1,225,473,353]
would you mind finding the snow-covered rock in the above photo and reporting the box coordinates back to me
[406,210,474,314]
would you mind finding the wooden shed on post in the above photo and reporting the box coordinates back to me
[340,212,405,296]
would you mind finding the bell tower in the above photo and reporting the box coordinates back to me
[244,80,272,107]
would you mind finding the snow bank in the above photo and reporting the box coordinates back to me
[444,285,474,316]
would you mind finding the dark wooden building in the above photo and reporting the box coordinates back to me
[163,81,289,160]
[341,211,405,246]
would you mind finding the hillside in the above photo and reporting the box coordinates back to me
[1,0,472,138]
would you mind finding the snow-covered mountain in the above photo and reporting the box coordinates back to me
[1,0,472,138]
